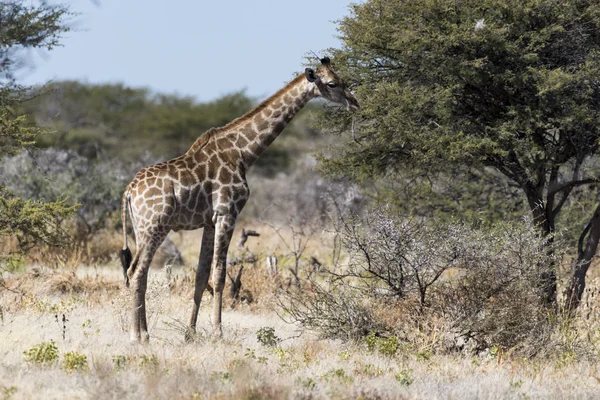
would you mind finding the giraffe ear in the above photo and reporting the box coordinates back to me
[305,68,318,83]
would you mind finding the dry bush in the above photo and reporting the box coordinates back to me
[279,207,559,354]
[280,280,384,341]
[434,222,555,351]
[243,156,364,224]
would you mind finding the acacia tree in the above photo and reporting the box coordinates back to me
[318,0,600,307]
[0,1,75,266]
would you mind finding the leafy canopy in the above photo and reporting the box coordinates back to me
[320,0,600,189]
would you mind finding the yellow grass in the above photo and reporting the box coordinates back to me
[2,226,600,399]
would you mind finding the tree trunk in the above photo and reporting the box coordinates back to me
[565,203,600,311]
[525,190,557,305]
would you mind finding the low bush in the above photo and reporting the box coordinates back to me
[279,207,558,353]
[62,351,88,373]
[23,341,59,365]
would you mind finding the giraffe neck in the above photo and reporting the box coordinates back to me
[215,74,318,169]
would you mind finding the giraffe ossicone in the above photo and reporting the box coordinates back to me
[120,57,359,342]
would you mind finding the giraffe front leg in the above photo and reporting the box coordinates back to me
[211,215,236,337]
[187,226,215,341]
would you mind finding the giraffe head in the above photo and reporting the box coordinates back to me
[305,57,360,111]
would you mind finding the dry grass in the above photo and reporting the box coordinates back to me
[2,262,600,399]
[3,224,600,399]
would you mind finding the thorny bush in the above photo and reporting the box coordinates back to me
[279,207,558,351]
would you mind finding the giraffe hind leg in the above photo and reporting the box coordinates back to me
[129,234,165,342]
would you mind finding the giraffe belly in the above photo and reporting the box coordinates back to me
[171,187,213,231]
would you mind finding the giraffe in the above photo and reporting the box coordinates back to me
[120,57,359,342]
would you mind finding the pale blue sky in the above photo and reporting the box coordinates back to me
[20,0,357,102]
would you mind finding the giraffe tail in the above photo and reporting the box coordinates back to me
[120,191,133,288]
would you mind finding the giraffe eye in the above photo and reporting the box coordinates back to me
[327,82,337,88]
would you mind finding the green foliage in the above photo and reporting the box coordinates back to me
[138,354,159,369]
[24,81,313,176]
[318,0,600,223]
[321,0,600,180]
[364,332,400,357]
[322,368,353,384]
[23,340,59,365]
[395,369,414,386]
[0,187,75,260]
[62,351,88,373]
[0,113,41,156]
[0,1,71,151]
[256,327,280,347]
[296,377,316,390]
[112,355,134,371]
[1,149,136,239]
[211,371,232,384]
[0,1,75,265]
[0,385,17,400]
[319,0,600,305]
[26,82,253,158]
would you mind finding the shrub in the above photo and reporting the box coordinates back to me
[280,280,383,340]
[0,149,159,241]
[256,327,280,347]
[62,351,88,373]
[364,332,401,357]
[395,369,414,386]
[434,220,555,350]
[23,341,59,365]
[278,206,556,352]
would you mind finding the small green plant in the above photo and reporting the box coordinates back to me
[416,351,432,362]
[257,356,268,365]
[323,368,354,384]
[295,377,316,390]
[256,327,280,347]
[244,348,256,360]
[1,385,17,400]
[357,363,384,377]
[338,350,351,361]
[509,379,523,389]
[23,341,59,365]
[82,319,100,338]
[364,332,400,357]
[62,351,88,373]
[489,345,501,360]
[211,371,232,383]
[138,354,159,369]
[365,332,378,352]
[378,335,399,357]
[269,346,288,361]
[395,369,414,386]
[112,355,132,371]
[302,350,313,364]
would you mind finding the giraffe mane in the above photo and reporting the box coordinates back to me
[188,73,307,153]
[217,74,306,131]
